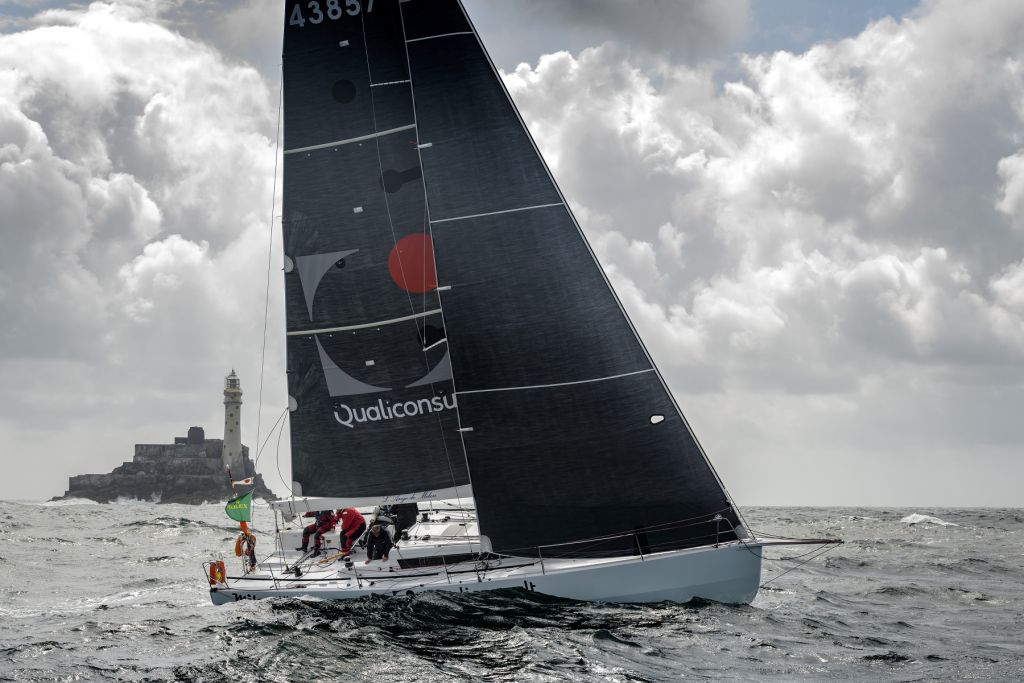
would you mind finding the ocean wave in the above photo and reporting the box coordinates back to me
[824,556,870,570]
[118,516,233,531]
[1,505,1022,681]
[15,536,78,546]
[872,585,929,597]
[40,498,100,507]
[946,587,994,602]
[862,650,912,663]
[86,536,126,546]
[900,513,957,526]
[113,495,161,505]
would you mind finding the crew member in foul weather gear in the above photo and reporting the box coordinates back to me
[297,509,337,555]
[388,503,419,544]
[337,507,366,555]
[364,524,393,564]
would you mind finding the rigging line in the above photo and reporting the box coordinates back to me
[358,11,467,540]
[421,197,428,337]
[275,409,296,496]
[745,528,815,540]
[399,0,475,555]
[255,68,284,472]
[357,11,428,365]
[532,507,733,549]
[772,543,840,562]
[758,542,843,588]
[255,407,289,501]
[254,406,290,465]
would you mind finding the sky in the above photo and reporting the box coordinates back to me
[1,0,1022,507]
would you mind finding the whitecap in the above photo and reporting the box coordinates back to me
[900,513,958,526]
[112,496,152,505]
[40,498,100,507]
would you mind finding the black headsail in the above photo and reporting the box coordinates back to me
[281,0,743,555]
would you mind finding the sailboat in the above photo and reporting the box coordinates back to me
[205,0,837,606]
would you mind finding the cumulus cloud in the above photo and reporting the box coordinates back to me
[516,0,749,62]
[0,2,286,498]
[463,0,748,70]
[2,0,1023,506]
[997,150,1024,228]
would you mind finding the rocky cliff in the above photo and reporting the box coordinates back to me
[54,428,276,504]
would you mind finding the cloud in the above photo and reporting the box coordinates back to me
[503,0,1024,504]
[996,150,1024,228]
[516,0,749,62]
[2,0,1023,506]
[0,2,287,498]
[463,0,749,70]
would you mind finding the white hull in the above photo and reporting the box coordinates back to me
[210,540,763,606]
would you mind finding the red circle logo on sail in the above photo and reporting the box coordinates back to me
[388,234,438,293]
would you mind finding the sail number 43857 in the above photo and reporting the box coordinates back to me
[290,0,374,27]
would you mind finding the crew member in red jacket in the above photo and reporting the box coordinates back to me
[337,507,366,556]
[297,509,337,556]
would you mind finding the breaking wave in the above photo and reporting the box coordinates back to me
[900,513,957,526]
[40,498,100,507]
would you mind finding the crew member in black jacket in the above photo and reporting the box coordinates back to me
[364,524,393,564]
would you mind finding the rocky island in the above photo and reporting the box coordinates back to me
[53,370,276,504]
[54,427,275,504]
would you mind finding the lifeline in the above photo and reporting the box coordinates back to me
[334,394,457,428]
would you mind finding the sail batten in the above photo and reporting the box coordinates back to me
[455,369,656,397]
[405,31,475,43]
[429,202,566,225]
[284,123,417,154]
[287,309,442,336]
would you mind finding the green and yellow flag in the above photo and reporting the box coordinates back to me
[225,492,253,523]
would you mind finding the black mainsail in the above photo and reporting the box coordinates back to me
[282,0,742,556]
[283,0,467,499]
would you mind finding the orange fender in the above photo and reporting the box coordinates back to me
[234,536,244,557]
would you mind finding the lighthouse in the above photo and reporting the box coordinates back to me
[222,370,244,476]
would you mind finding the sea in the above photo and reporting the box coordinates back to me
[0,503,1021,682]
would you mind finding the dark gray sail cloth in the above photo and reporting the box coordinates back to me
[280,0,740,554]
[282,0,467,497]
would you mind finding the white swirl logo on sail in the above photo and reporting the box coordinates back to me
[290,245,452,401]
